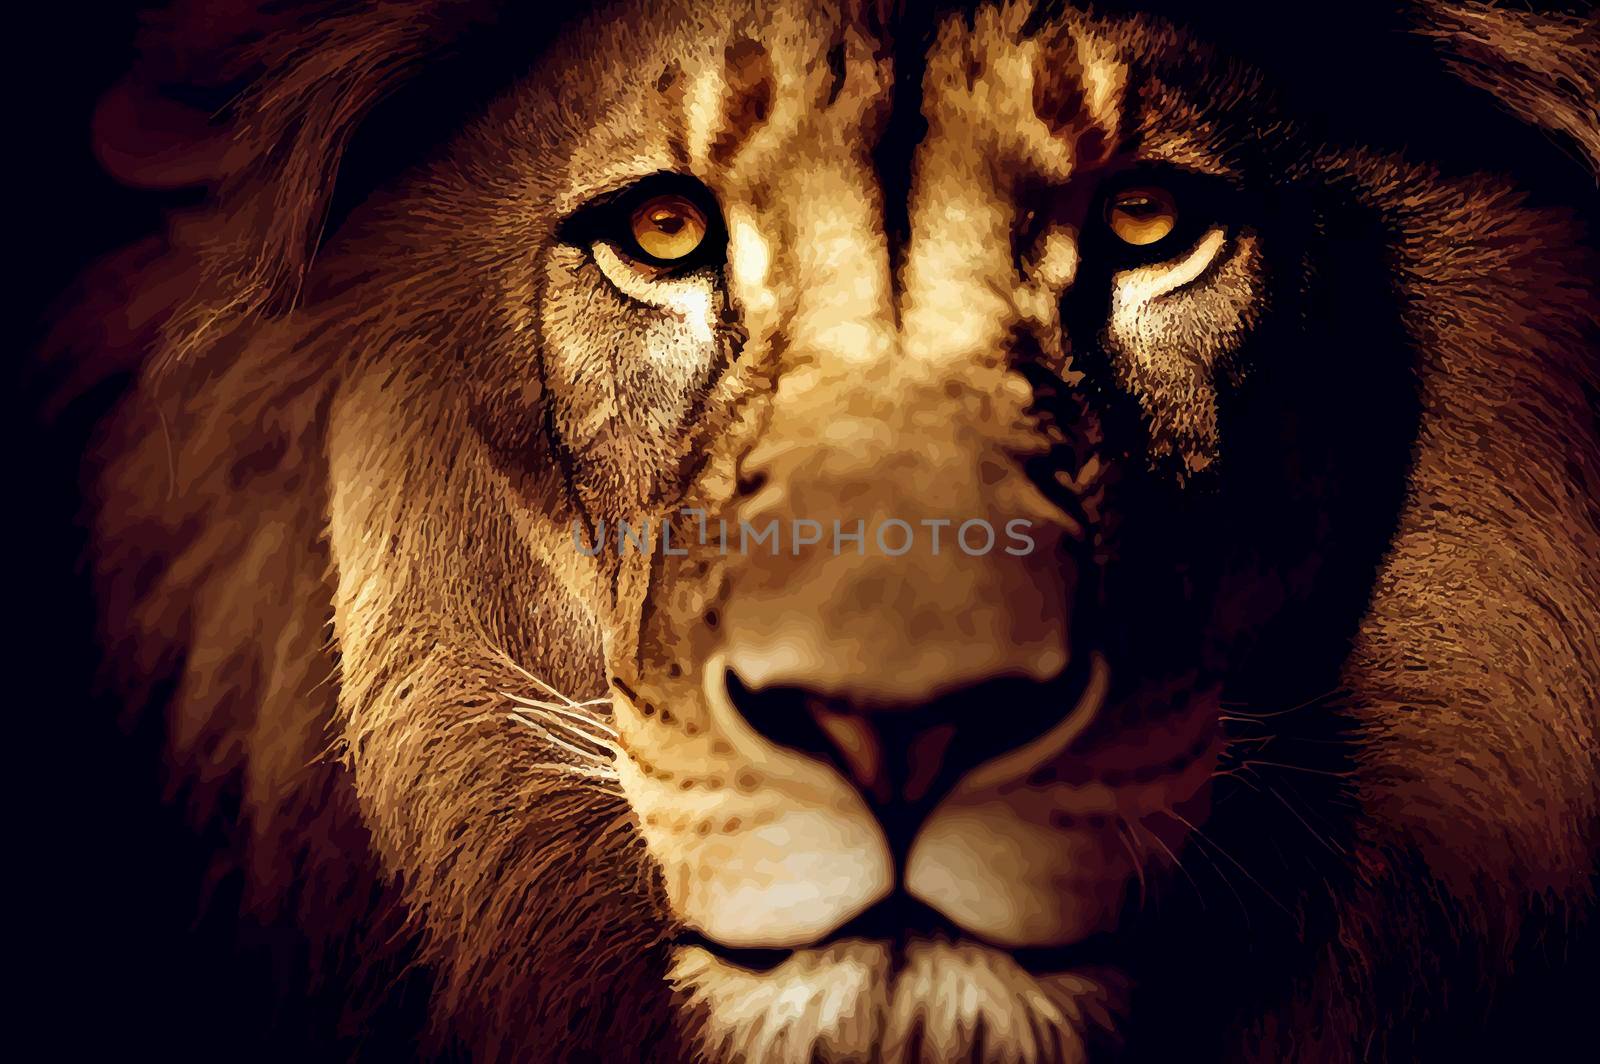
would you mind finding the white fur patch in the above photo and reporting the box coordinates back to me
[1110,227,1228,307]
[671,938,1123,1064]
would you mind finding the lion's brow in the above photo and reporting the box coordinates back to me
[869,3,944,295]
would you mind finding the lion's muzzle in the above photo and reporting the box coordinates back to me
[714,386,1090,832]
[636,361,1135,951]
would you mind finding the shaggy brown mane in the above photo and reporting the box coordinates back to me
[63,6,678,1055]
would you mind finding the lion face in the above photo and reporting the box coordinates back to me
[80,0,1600,1061]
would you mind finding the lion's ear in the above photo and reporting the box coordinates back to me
[92,80,233,190]
[118,1,573,374]
[1415,2,1600,178]
[141,1,480,370]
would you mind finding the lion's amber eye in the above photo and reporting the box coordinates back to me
[629,195,709,261]
[1106,186,1178,246]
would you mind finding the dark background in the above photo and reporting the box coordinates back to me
[13,3,337,1058]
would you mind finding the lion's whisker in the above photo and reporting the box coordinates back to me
[1239,759,1356,780]
[1130,820,1206,913]
[500,691,619,737]
[528,764,625,789]
[1115,817,1149,911]
[509,711,618,764]
[1234,766,1350,857]
[478,637,611,708]
[504,691,612,712]
[498,654,594,709]
[1218,688,1345,720]
[1161,808,1295,919]
[509,714,610,753]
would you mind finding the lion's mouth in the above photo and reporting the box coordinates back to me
[669,910,1132,1063]
[674,891,1123,976]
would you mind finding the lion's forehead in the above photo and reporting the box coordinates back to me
[471,0,1267,526]
[542,0,1148,211]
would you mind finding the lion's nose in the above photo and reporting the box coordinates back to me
[716,466,1080,706]
[711,379,1090,842]
[723,664,1092,852]
[714,511,1083,835]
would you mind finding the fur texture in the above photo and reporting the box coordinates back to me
[57,1,1600,1061]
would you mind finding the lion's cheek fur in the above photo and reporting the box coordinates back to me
[1249,175,1600,1058]
[1347,176,1600,920]
[322,369,682,1058]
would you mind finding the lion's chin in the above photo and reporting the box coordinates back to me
[669,937,1127,1064]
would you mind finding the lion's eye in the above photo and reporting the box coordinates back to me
[1106,186,1178,246]
[629,195,709,262]
[561,174,725,280]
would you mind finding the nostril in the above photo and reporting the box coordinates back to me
[734,467,769,497]
[724,661,1095,810]
[725,668,899,820]
[724,670,848,770]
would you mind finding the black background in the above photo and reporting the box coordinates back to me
[13,3,326,1058]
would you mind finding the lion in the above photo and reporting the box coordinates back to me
[57,0,1599,1060]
